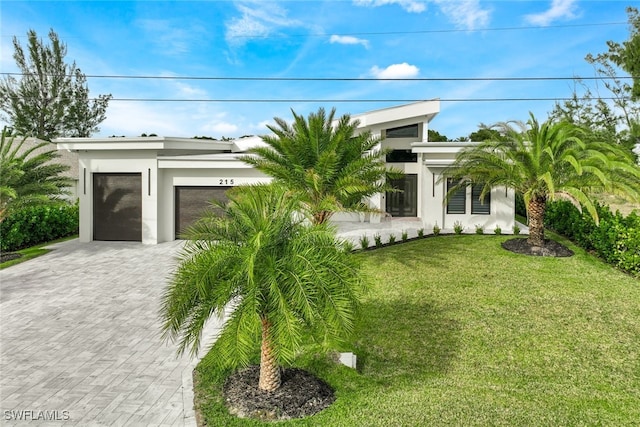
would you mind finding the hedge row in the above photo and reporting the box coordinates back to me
[1,202,79,252]
[545,200,640,276]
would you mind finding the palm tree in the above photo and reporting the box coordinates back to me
[444,114,640,247]
[0,129,70,221]
[160,183,364,392]
[241,107,402,224]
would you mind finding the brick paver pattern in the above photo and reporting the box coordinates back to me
[0,241,222,426]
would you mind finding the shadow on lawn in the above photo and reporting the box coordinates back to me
[354,299,461,380]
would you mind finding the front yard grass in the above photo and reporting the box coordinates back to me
[194,234,640,426]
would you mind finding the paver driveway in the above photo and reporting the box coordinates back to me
[0,240,222,426]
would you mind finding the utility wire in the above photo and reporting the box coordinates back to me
[1,20,627,40]
[95,97,628,103]
[0,72,636,81]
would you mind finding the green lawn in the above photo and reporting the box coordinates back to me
[194,234,640,426]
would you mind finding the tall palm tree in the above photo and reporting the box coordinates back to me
[0,129,70,221]
[445,114,640,247]
[160,183,364,392]
[241,107,402,224]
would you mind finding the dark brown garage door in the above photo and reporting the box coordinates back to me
[93,173,142,241]
[175,186,231,239]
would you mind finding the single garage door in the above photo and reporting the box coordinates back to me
[175,186,231,239]
[93,173,142,241]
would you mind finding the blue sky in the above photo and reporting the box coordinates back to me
[0,0,636,140]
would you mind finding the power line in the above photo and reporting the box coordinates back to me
[1,20,627,40]
[240,21,628,38]
[98,97,628,103]
[1,72,636,82]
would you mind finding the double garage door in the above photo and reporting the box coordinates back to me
[93,173,230,241]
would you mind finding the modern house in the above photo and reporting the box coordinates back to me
[55,100,515,244]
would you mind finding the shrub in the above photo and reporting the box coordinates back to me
[494,226,502,235]
[453,221,464,235]
[401,230,408,242]
[374,233,382,248]
[1,202,79,252]
[418,228,424,238]
[513,224,521,235]
[545,200,640,276]
[359,235,370,250]
[388,234,396,245]
[475,224,484,235]
[432,223,440,236]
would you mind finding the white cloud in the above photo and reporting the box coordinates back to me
[354,0,491,30]
[225,1,305,46]
[433,0,491,30]
[203,121,239,135]
[370,62,420,79]
[524,0,579,26]
[329,35,370,49]
[353,0,426,13]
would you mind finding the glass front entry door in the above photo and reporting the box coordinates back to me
[386,174,418,217]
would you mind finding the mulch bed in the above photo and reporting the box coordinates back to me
[223,366,335,421]
[0,252,22,263]
[502,238,574,257]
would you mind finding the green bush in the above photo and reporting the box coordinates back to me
[1,202,78,252]
[545,201,640,276]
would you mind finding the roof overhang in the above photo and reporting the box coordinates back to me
[349,99,440,130]
[55,136,233,155]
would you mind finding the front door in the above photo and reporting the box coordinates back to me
[386,174,418,217]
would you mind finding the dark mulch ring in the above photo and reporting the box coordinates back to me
[0,252,22,263]
[223,365,335,421]
[502,237,574,257]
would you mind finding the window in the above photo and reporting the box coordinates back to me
[386,124,419,138]
[386,149,417,163]
[471,184,491,214]
[446,178,466,214]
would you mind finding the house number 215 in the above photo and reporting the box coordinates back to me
[219,179,234,185]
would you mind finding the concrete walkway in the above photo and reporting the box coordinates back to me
[0,240,222,426]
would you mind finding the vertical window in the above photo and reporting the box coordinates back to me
[446,178,466,214]
[471,184,491,214]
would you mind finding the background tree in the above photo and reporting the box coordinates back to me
[427,129,449,142]
[550,7,639,154]
[0,128,71,221]
[0,29,112,141]
[468,126,508,142]
[444,114,640,247]
[160,183,364,392]
[241,107,403,224]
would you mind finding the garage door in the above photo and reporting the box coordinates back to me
[175,186,231,239]
[93,173,142,241]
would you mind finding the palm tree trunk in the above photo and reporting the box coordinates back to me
[313,210,331,225]
[258,317,281,392]
[527,196,547,247]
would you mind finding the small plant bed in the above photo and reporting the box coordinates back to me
[222,366,335,421]
[502,237,574,257]
[0,252,22,263]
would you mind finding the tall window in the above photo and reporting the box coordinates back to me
[386,124,419,138]
[446,178,466,214]
[471,184,491,214]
